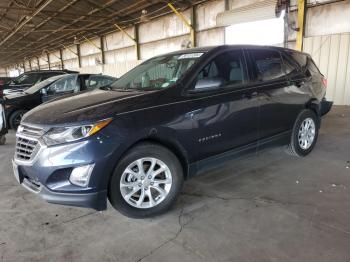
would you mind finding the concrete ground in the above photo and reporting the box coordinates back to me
[1,106,350,262]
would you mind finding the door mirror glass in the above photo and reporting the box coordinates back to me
[40,88,47,96]
[194,77,224,91]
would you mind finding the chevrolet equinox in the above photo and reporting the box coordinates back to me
[12,45,331,218]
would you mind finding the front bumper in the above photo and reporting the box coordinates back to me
[12,126,122,211]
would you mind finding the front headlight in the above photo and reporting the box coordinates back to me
[42,118,112,146]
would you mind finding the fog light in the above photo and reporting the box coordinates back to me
[69,164,94,187]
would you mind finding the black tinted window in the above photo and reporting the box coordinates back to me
[195,50,247,90]
[250,50,284,81]
[289,52,307,69]
[12,73,39,85]
[308,59,321,75]
[281,53,300,76]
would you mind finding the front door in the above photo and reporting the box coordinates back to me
[186,49,260,162]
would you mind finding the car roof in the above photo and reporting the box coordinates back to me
[24,69,78,74]
[166,45,307,56]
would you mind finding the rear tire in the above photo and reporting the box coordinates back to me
[108,143,184,218]
[9,110,27,130]
[287,109,319,157]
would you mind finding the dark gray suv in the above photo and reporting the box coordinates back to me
[12,45,332,218]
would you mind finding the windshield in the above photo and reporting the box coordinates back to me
[110,52,204,91]
[25,75,66,94]
[11,73,39,85]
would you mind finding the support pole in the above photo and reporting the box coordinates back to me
[59,49,64,69]
[47,52,51,70]
[100,36,105,64]
[37,57,40,70]
[134,24,141,60]
[77,44,82,68]
[296,0,306,51]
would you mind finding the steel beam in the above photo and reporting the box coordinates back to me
[0,0,55,48]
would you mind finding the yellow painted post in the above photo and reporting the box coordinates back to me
[114,23,136,43]
[167,3,195,47]
[296,0,305,51]
[61,44,78,56]
[82,36,101,50]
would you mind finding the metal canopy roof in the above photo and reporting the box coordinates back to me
[0,0,200,67]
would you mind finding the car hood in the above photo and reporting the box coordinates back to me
[5,92,28,100]
[22,89,158,125]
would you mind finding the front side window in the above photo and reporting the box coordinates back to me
[193,50,247,91]
[48,74,79,94]
[110,53,204,91]
[250,50,285,81]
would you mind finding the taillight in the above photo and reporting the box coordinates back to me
[322,76,328,88]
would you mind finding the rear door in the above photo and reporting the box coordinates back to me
[186,49,260,161]
[247,48,300,140]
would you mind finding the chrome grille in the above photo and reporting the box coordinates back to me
[15,124,43,162]
[15,137,39,161]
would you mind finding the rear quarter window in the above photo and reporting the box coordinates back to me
[288,51,308,70]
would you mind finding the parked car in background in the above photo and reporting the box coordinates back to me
[4,73,116,129]
[13,45,331,218]
[0,97,7,145]
[0,77,13,88]
[2,69,78,96]
[0,77,14,98]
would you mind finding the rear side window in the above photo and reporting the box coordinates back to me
[195,50,247,89]
[308,59,321,75]
[250,50,284,81]
[289,52,308,70]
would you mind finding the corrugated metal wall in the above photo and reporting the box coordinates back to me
[303,33,350,105]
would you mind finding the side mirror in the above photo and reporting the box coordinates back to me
[40,88,47,95]
[193,77,223,92]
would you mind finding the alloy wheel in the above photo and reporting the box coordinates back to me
[298,117,316,150]
[120,157,172,209]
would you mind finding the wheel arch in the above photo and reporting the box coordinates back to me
[305,99,321,118]
[126,137,190,180]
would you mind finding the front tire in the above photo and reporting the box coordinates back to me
[9,110,27,130]
[287,109,319,157]
[108,143,184,218]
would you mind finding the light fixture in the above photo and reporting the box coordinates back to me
[140,9,150,23]
[73,36,79,45]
